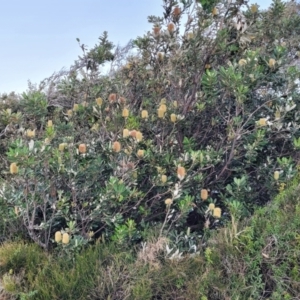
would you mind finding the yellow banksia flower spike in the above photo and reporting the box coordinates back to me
[208,203,215,211]
[26,129,35,138]
[122,108,129,118]
[10,163,18,174]
[153,26,160,36]
[173,101,178,108]
[113,141,121,152]
[55,231,62,243]
[213,207,221,218]
[275,110,280,120]
[157,108,164,118]
[268,58,276,68]
[62,233,70,244]
[123,129,129,138]
[59,143,67,151]
[136,131,143,142]
[165,198,173,206]
[137,149,144,158]
[170,113,177,123]
[14,206,19,216]
[73,104,79,111]
[250,4,258,13]
[201,189,208,201]
[212,7,218,16]
[96,97,103,106]
[160,104,167,113]
[67,109,73,117]
[130,130,137,138]
[274,171,280,180]
[238,59,247,66]
[177,166,186,180]
[141,110,148,119]
[258,118,267,126]
[47,120,53,127]
[161,175,167,183]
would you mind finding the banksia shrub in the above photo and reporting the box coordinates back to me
[78,144,87,154]
[113,141,121,152]
[10,163,18,175]
[55,231,62,243]
[201,189,208,201]
[141,110,148,119]
[62,233,70,244]
[177,166,186,180]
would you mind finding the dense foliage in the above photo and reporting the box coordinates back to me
[0,0,299,257]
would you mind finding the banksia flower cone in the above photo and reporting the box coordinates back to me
[201,189,208,200]
[173,6,181,17]
[165,198,173,206]
[96,97,103,106]
[108,93,117,103]
[113,141,121,152]
[212,7,218,16]
[161,175,167,183]
[274,171,280,180]
[157,108,164,118]
[208,203,215,211]
[141,110,148,119]
[268,58,276,68]
[26,129,35,138]
[59,143,67,151]
[55,231,62,243]
[122,108,129,118]
[170,114,177,123]
[47,120,53,127]
[78,144,87,154]
[137,150,144,158]
[123,129,129,138]
[167,22,175,33]
[177,166,186,180]
[153,26,160,36]
[10,163,18,174]
[258,118,267,126]
[62,233,70,244]
[73,104,79,111]
[136,131,143,142]
[213,207,221,218]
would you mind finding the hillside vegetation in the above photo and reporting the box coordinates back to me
[0,0,300,299]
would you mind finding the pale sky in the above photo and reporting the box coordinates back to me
[0,0,273,94]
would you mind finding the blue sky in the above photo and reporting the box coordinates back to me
[0,0,273,94]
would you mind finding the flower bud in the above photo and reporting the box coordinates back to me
[201,189,208,201]
[113,141,121,152]
[123,129,129,138]
[78,144,87,154]
[141,110,148,119]
[10,163,18,174]
[55,231,62,243]
[62,233,70,244]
